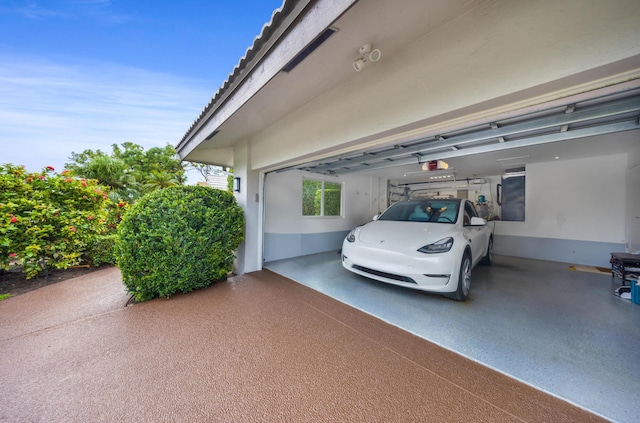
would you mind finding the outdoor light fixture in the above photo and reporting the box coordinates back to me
[353,43,382,72]
[233,177,241,192]
[353,58,366,72]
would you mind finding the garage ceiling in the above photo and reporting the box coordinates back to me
[289,86,640,180]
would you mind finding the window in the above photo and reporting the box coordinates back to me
[379,200,459,223]
[302,179,342,216]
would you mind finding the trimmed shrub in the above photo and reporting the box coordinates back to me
[114,186,244,301]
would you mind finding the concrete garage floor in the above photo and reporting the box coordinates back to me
[266,252,640,423]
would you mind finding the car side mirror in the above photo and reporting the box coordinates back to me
[470,216,486,226]
[372,214,380,221]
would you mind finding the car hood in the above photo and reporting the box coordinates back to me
[356,221,457,248]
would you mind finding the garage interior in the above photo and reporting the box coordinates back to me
[175,1,640,421]
[266,252,638,422]
[258,70,640,423]
[262,85,640,422]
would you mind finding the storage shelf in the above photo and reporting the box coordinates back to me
[610,252,640,287]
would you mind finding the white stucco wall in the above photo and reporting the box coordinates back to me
[232,139,263,273]
[249,0,640,171]
[493,154,627,244]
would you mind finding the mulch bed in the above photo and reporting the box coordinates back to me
[0,265,112,297]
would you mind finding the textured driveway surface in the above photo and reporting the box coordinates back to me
[0,267,605,422]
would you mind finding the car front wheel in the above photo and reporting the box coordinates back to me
[448,252,471,301]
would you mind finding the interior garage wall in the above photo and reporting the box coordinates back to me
[493,154,626,267]
[263,170,379,262]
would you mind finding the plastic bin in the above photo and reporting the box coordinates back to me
[632,280,640,305]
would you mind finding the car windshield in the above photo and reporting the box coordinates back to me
[378,200,460,223]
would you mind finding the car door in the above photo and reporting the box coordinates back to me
[462,200,488,266]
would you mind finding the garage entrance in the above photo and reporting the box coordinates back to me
[261,82,640,423]
[265,251,640,423]
[262,82,640,267]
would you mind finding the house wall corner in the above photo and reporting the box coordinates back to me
[232,139,263,274]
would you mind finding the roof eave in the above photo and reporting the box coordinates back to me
[176,0,313,157]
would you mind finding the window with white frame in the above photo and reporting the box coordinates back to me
[302,179,342,216]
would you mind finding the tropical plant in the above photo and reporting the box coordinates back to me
[66,142,186,202]
[114,186,244,302]
[79,155,139,201]
[142,170,181,192]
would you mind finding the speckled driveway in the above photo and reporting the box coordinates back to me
[0,267,604,422]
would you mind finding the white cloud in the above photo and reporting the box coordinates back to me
[0,54,213,177]
[4,1,131,24]
[14,4,68,19]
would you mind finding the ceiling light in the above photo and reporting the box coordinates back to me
[429,174,455,180]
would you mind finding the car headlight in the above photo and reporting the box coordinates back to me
[417,237,454,254]
[346,227,358,243]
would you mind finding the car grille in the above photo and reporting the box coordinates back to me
[352,265,417,284]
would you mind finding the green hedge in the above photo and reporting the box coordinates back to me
[86,234,117,267]
[313,188,341,216]
[114,186,244,301]
[302,180,322,216]
[323,188,341,216]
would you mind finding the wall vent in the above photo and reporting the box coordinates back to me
[282,26,337,73]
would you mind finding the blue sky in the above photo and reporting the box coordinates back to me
[0,0,283,180]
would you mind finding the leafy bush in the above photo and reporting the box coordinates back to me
[115,186,244,301]
[0,164,111,278]
[86,234,117,267]
[313,187,342,216]
[322,188,341,216]
[303,180,322,216]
